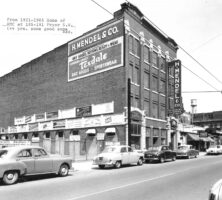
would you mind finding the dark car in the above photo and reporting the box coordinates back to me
[144,145,176,163]
[176,144,199,159]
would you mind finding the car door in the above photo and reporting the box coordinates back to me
[32,148,53,174]
[128,147,137,163]
[120,147,129,164]
[16,148,35,175]
[161,146,168,159]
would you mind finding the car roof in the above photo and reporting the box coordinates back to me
[1,145,43,152]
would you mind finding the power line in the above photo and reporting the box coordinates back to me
[183,91,222,93]
[90,0,221,91]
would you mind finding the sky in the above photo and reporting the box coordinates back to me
[0,0,222,114]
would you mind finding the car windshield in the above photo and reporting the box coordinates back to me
[178,146,188,150]
[102,146,120,153]
[148,146,161,151]
[0,149,8,158]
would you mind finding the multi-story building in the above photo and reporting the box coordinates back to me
[193,111,222,144]
[0,2,180,160]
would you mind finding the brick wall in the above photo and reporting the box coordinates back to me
[0,43,126,127]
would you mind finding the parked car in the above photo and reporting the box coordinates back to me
[93,145,144,169]
[206,145,222,155]
[0,145,73,185]
[208,179,222,200]
[144,145,176,163]
[176,144,199,159]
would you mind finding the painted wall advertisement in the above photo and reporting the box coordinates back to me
[68,20,124,82]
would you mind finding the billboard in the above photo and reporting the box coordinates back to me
[68,20,124,82]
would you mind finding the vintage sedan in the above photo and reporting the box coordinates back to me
[206,145,222,155]
[144,145,176,163]
[208,179,222,200]
[0,145,73,185]
[176,145,199,159]
[93,145,144,169]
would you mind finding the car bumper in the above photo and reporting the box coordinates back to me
[144,156,159,161]
[93,160,115,166]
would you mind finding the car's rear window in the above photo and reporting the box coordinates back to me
[0,150,8,158]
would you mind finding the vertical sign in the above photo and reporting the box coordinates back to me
[169,60,182,115]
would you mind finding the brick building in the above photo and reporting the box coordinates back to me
[0,3,179,160]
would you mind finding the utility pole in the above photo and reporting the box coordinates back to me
[128,78,131,147]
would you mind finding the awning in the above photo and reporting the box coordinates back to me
[86,129,96,135]
[187,133,200,141]
[200,137,215,143]
[105,127,116,133]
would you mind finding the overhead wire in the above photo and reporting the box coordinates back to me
[89,0,221,92]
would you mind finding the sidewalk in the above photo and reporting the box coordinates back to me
[72,152,207,171]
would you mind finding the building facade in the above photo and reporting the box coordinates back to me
[0,3,180,160]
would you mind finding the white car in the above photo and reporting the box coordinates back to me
[93,145,144,169]
[209,179,222,200]
[206,145,222,155]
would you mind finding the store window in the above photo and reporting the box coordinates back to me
[45,132,50,138]
[144,46,150,63]
[144,71,150,89]
[152,51,158,67]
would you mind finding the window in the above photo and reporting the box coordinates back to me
[152,52,158,67]
[159,57,165,71]
[129,35,133,53]
[121,147,127,153]
[17,149,32,158]
[144,71,150,89]
[131,124,141,135]
[134,39,140,57]
[129,62,133,80]
[160,104,166,120]
[33,148,47,157]
[128,147,133,152]
[134,64,140,85]
[151,75,158,91]
[45,132,50,138]
[144,46,150,62]
[169,83,174,97]
[152,101,158,118]
[144,99,150,116]
[134,96,140,108]
[160,79,166,94]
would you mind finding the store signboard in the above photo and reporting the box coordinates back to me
[46,111,58,120]
[68,20,124,82]
[53,120,66,129]
[29,123,38,131]
[68,20,123,55]
[97,133,105,140]
[60,108,75,119]
[92,102,114,115]
[68,37,123,81]
[17,124,27,132]
[83,117,102,127]
[39,121,53,131]
[8,126,17,133]
[14,116,25,125]
[104,114,125,126]
[35,113,45,122]
[76,106,92,117]
[25,115,35,123]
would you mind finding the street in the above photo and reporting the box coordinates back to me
[1,155,222,200]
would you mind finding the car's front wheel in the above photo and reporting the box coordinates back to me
[114,161,121,169]
[172,155,176,161]
[159,157,165,163]
[58,164,69,177]
[98,165,105,169]
[3,171,19,185]
[137,158,143,166]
